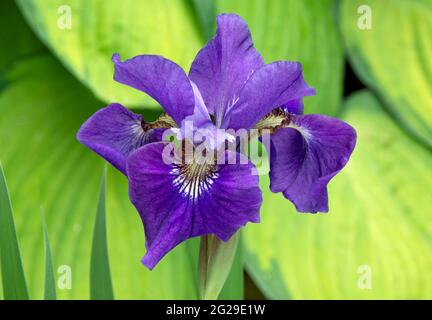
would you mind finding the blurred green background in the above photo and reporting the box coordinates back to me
[0,0,431,300]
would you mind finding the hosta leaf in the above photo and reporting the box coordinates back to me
[217,0,343,115]
[244,91,432,299]
[16,0,203,108]
[0,0,45,73]
[0,54,199,299]
[90,166,114,300]
[339,0,432,148]
[0,163,29,300]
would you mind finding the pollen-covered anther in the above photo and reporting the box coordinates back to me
[141,113,177,131]
[170,163,219,199]
[254,107,291,134]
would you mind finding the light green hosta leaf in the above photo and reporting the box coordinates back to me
[0,55,199,299]
[16,0,203,108]
[244,91,432,299]
[339,0,432,148]
[217,0,343,115]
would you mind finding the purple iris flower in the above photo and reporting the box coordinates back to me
[77,14,356,269]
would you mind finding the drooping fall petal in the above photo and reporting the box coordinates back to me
[269,114,356,212]
[77,103,161,175]
[126,142,262,269]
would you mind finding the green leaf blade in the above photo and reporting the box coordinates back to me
[0,163,29,300]
[42,212,56,300]
[90,165,114,300]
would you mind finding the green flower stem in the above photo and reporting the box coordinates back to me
[198,233,240,300]
[198,235,209,299]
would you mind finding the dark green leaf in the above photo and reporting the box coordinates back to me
[90,165,114,300]
[0,0,45,73]
[0,163,29,300]
[42,211,56,300]
[191,0,217,41]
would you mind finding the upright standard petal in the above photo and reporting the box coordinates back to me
[183,81,213,130]
[112,54,195,125]
[269,115,356,213]
[177,82,235,150]
[189,14,264,124]
[127,142,262,269]
[77,103,161,175]
[224,62,316,130]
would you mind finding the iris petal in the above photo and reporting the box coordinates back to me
[76,103,161,175]
[126,142,262,269]
[224,62,315,130]
[269,114,356,213]
[112,54,195,125]
[189,13,264,124]
[283,99,304,115]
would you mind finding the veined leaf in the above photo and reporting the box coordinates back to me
[42,211,56,300]
[217,0,344,115]
[0,163,29,300]
[90,165,114,300]
[244,91,432,299]
[16,0,203,108]
[339,0,432,148]
[0,55,199,299]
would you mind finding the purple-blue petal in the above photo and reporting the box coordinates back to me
[224,62,315,130]
[283,99,304,115]
[112,54,195,125]
[76,103,160,175]
[184,81,213,129]
[126,142,262,269]
[176,82,236,150]
[269,115,356,213]
[189,14,264,122]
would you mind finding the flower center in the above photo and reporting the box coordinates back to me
[170,163,218,199]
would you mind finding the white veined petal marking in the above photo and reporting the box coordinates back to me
[170,163,219,199]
